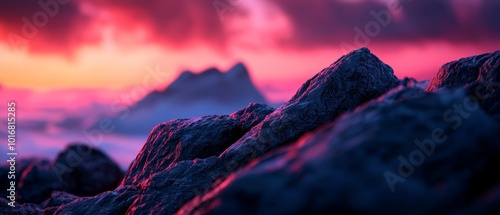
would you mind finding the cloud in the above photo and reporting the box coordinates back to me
[82,0,226,49]
[0,0,226,55]
[0,0,95,54]
[271,0,500,49]
[1,0,498,55]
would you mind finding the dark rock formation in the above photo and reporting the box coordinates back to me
[12,144,124,204]
[6,48,499,214]
[47,47,399,214]
[40,191,78,214]
[0,158,49,199]
[126,47,399,214]
[179,87,500,214]
[52,144,124,197]
[122,103,275,185]
[18,159,62,204]
[426,50,500,121]
[52,186,138,215]
[0,198,42,215]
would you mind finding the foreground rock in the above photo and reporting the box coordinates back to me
[122,103,275,185]
[0,158,48,200]
[46,48,399,214]
[0,144,124,204]
[179,86,500,214]
[426,50,500,121]
[53,186,138,215]
[125,47,399,214]
[7,48,499,214]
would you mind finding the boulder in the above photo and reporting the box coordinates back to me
[52,186,138,215]
[0,198,42,215]
[127,47,399,214]
[426,50,500,121]
[16,144,123,204]
[179,87,500,214]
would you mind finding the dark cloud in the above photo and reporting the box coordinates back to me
[0,0,95,54]
[271,0,500,49]
[83,0,226,49]
[0,0,226,54]
[1,0,498,55]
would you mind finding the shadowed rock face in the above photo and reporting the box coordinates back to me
[53,186,139,215]
[15,144,124,204]
[4,48,499,214]
[178,86,500,214]
[426,51,500,121]
[122,103,275,186]
[125,47,399,215]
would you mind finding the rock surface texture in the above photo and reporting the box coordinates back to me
[1,48,498,215]
[426,51,500,121]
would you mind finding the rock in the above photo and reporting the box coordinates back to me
[54,103,275,215]
[53,144,124,197]
[18,160,63,204]
[16,144,124,204]
[126,47,399,214]
[426,50,500,121]
[13,48,499,214]
[52,186,138,215]
[40,191,79,214]
[0,158,49,200]
[178,88,500,214]
[122,103,275,185]
[0,198,42,215]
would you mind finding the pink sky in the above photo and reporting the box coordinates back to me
[1,0,499,103]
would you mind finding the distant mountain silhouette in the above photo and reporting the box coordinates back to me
[103,63,268,135]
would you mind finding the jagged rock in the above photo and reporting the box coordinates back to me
[122,103,275,185]
[178,88,500,214]
[0,198,42,215]
[52,186,138,215]
[53,103,274,214]
[126,48,399,214]
[0,158,49,200]
[426,50,500,121]
[16,144,123,204]
[18,160,63,204]
[40,191,79,214]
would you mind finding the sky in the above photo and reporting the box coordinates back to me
[0,0,499,167]
[1,0,499,102]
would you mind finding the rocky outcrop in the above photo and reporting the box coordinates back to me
[0,198,42,215]
[178,85,500,214]
[122,103,275,186]
[42,47,399,214]
[40,191,79,214]
[4,48,499,214]
[0,144,124,204]
[125,47,399,214]
[52,186,138,215]
[0,158,48,200]
[426,51,500,121]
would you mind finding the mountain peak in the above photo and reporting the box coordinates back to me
[199,67,223,77]
[226,62,250,79]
